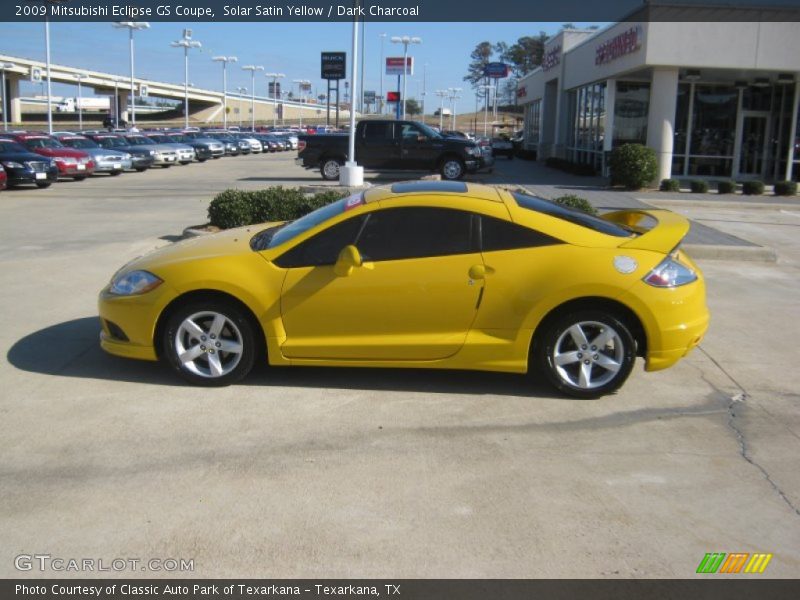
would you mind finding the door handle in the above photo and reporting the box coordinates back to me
[468,264,486,280]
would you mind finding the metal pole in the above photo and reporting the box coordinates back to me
[250,72,255,131]
[347,11,359,164]
[359,20,365,115]
[274,77,278,128]
[184,47,189,129]
[401,42,408,120]
[379,33,386,115]
[45,16,53,134]
[786,80,799,181]
[421,64,426,124]
[222,62,228,129]
[326,79,331,126]
[77,77,83,131]
[129,28,136,126]
[483,86,489,137]
[1,68,7,132]
[114,80,119,128]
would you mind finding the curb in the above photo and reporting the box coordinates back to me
[641,198,800,211]
[682,243,777,263]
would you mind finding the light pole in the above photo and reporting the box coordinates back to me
[170,30,202,130]
[236,87,247,128]
[265,72,285,128]
[74,73,87,131]
[0,62,15,131]
[448,87,462,131]
[242,65,264,131]
[480,84,492,137]
[420,63,427,124]
[113,21,149,127]
[339,0,363,186]
[390,35,421,120]
[293,79,310,128]
[112,77,120,128]
[379,33,387,115]
[212,56,237,130]
[434,90,447,130]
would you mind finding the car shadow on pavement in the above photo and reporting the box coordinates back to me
[8,317,563,398]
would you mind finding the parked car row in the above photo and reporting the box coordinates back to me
[0,128,295,191]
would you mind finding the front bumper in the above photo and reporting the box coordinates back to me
[5,166,58,185]
[153,154,178,165]
[194,147,214,160]
[129,155,155,169]
[56,162,95,176]
[98,286,173,362]
[177,150,196,163]
[94,158,133,172]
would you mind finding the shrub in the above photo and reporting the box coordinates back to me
[716,180,737,194]
[741,180,765,196]
[689,179,709,194]
[609,144,658,190]
[774,180,798,196]
[551,194,598,216]
[660,178,680,192]
[208,186,350,229]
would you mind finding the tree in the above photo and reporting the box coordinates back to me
[405,98,422,116]
[499,33,549,78]
[463,41,494,91]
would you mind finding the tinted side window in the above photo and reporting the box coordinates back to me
[356,207,474,262]
[481,215,562,251]
[274,215,366,268]
[362,122,392,141]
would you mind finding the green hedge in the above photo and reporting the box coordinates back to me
[551,194,598,216]
[609,144,658,190]
[690,179,709,193]
[716,180,737,194]
[208,187,350,229]
[741,180,765,196]
[660,178,680,192]
[774,180,797,196]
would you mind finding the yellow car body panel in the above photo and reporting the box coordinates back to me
[98,183,709,383]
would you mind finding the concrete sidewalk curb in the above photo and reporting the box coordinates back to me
[683,243,777,263]
[642,198,800,211]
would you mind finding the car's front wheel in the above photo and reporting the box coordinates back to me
[440,157,465,180]
[320,158,342,180]
[534,310,636,399]
[162,301,258,386]
[35,182,51,188]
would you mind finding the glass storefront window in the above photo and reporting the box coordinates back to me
[567,81,606,170]
[690,85,737,159]
[613,82,650,147]
[525,100,541,145]
[673,83,690,155]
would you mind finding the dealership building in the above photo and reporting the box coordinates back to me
[517,9,800,182]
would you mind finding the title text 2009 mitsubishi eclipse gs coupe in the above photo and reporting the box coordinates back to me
[98,182,709,398]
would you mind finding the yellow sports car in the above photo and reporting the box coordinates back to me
[99,181,709,398]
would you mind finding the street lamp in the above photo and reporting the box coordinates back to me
[73,73,87,131]
[390,35,421,120]
[27,0,62,134]
[379,33,387,115]
[448,87,462,131]
[292,79,311,128]
[241,65,264,131]
[265,72,285,128]
[170,30,202,130]
[420,63,428,124]
[113,21,149,127]
[0,62,15,131]
[434,90,447,130]
[236,87,247,128]
[480,83,494,137]
[112,77,120,128]
[212,56,237,130]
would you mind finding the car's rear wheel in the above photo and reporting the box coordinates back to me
[110,170,121,176]
[135,167,148,172]
[35,182,51,188]
[163,301,257,386]
[440,157,465,180]
[534,310,636,399]
[73,175,87,181]
[321,158,342,180]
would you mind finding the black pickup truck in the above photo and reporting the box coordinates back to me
[295,120,491,180]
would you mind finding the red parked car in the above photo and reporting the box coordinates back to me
[7,133,95,180]
[0,163,7,190]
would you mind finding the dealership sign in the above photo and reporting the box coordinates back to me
[595,25,643,65]
[542,44,561,72]
[321,52,346,80]
[483,62,510,79]
[386,57,413,76]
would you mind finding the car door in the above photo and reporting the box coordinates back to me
[279,206,484,361]
[397,123,440,169]
[358,121,398,169]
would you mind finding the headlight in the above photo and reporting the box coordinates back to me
[643,256,697,287]
[148,150,157,156]
[2,161,23,169]
[467,146,482,157]
[109,270,163,296]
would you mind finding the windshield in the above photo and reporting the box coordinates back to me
[61,138,98,149]
[168,135,188,143]
[96,137,126,148]
[23,137,64,149]
[255,193,364,250]
[512,192,634,238]
[416,122,442,139]
[0,140,27,153]
[126,136,155,146]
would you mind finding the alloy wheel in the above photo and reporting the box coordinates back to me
[552,320,624,390]
[174,311,244,378]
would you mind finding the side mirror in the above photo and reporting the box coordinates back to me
[334,245,363,277]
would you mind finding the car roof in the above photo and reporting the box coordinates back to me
[364,181,503,204]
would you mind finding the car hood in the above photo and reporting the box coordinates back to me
[0,151,55,163]
[28,147,89,159]
[83,148,131,160]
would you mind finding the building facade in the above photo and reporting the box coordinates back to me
[517,16,800,182]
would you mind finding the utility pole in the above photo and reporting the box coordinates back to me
[212,56,237,130]
[170,30,202,130]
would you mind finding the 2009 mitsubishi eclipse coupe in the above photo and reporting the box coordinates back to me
[98,181,709,398]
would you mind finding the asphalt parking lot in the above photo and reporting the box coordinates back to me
[1,153,799,578]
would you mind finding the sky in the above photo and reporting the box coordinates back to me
[0,21,606,113]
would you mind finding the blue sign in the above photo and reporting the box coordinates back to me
[484,62,510,79]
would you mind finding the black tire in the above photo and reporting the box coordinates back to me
[440,157,465,180]
[161,165,171,169]
[162,300,258,387]
[533,309,636,399]
[110,170,122,176]
[320,158,342,181]
[35,182,51,189]
[135,167,148,172]
[198,158,207,163]
[73,175,87,181]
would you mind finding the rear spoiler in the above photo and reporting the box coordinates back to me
[601,209,690,254]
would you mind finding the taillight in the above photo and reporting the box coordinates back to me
[643,255,697,287]
[297,140,306,152]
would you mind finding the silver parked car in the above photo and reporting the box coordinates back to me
[143,133,197,165]
[54,134,132,175]
[122,135,179,167]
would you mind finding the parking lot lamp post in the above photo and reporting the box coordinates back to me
[265,73,284,128]
[112,78,119,128]
[390,35,422,120]
[113,21,149,127]
[236,87,247,128]
[480,83,492,137]
[170,32,202,130]
[0,62,15,131]
[420,63,427,124]
[379,33,387,114]
[212,56,237,130]
[434,90,447,130]
[242,65,263,131]
[292,79,310,128]
[73,73,87,131]
[448,87,462,130]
